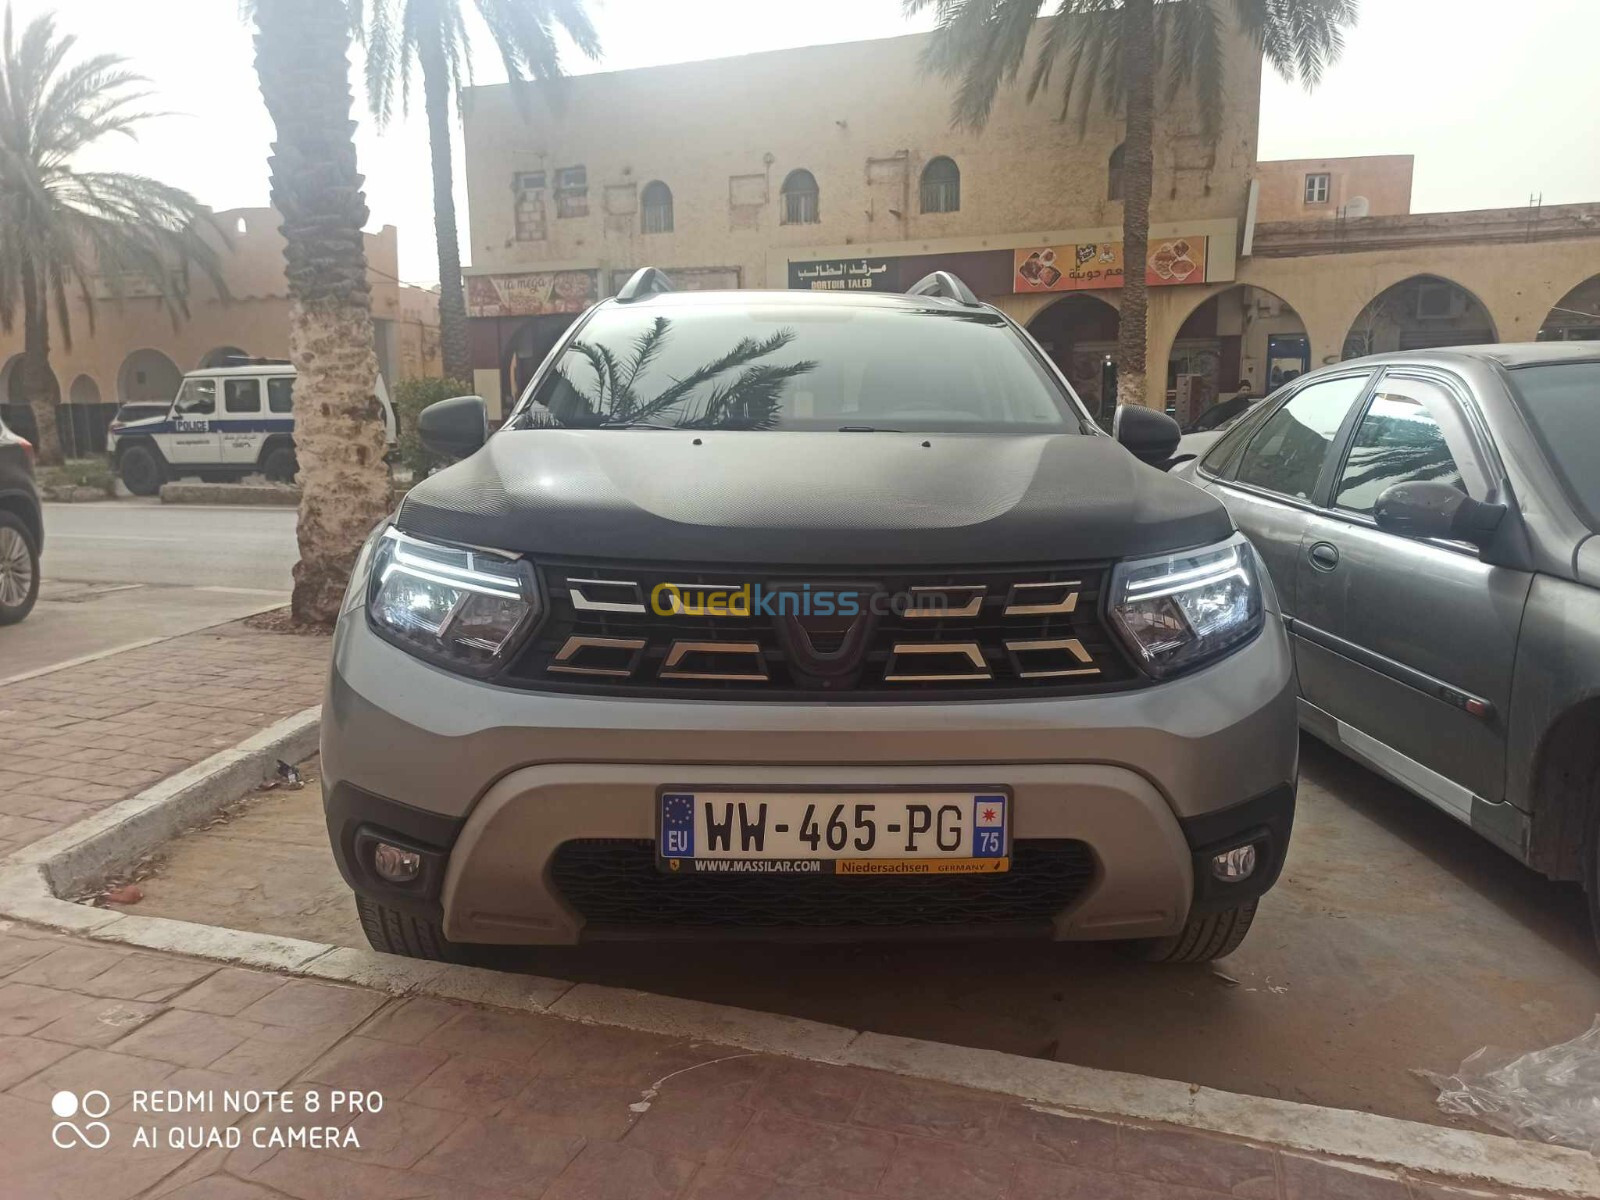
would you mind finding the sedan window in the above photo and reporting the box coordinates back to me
[1231,375,1370,501]
[1334,393,1464,515]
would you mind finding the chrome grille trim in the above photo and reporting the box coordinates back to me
[660,641,769,682]
[1004,637,1101,679]
[549,635,646,677]
[903,585,985,619]
[569,578,647,614]
[1004,581,1081,616]
[884,642,991,683]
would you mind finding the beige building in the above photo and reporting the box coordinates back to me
[0,207,441,452]
[459,27,1600,423]
[1254,155,1414,222]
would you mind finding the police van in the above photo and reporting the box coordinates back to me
[106,360,397,496]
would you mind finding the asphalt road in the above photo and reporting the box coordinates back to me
[0,501,296,682]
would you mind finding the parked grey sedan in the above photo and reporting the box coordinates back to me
[1176,344,1600,943]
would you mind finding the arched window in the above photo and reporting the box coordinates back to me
[780,169,819,225]
[1107,143,1125,202]
[641,181,673,235]
[920,156,960,213]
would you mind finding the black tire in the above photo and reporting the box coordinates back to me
[261,445,297,484]
[119,443,166,496]
[1584,781,1600,958]
[355,894,473,963]
[1128,902,1258,964]
[0,511,40,625]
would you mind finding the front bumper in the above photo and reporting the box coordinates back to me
[322,609,1298,944]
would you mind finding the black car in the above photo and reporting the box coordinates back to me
[0,409,42,624]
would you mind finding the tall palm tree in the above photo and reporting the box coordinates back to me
[253,0,393,625]
[906,0,1357,408]
[0,6,226,465]
[358,0,601,382]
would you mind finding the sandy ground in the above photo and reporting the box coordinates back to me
[117,737,1600,1127]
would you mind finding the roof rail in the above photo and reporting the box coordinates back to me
[615,267,674,302]
[220,356,292,367]
[905,270,981,307]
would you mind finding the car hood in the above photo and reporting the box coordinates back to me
[395,429,1233,566]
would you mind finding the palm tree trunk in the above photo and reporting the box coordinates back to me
[418,35,470,384]
[19,258,63,466]
[254,0,393,626]
[1116,0,1156,409]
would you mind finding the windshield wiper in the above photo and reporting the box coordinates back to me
[837,425,903,433]
[589,418,679,430]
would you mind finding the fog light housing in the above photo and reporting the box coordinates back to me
[372,842,422,884]
[1210,844,1257,882]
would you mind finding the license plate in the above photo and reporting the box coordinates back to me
[657,790,1010,875]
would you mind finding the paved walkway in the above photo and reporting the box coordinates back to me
[0,623,327,859]
[0,621,1559,1198]
[0,920,1524,1200]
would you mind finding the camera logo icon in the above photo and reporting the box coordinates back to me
[51,1090,111,1149]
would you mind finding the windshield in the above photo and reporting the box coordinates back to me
[511,303,1086,434]
[1509,361,1600,527]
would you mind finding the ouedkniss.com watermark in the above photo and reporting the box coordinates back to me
[48,1085,381,1152]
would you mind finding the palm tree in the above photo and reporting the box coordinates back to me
[0,6,226,465]
[252,0,393,625]
[906,0,1356,408]
[357,0,601,382]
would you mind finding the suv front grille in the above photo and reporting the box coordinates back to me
[550,838,1097,931]
[503,560,1140,700]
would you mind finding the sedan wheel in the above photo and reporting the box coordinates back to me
[0,516,39,624]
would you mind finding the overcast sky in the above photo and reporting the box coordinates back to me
[24,0,1600,284]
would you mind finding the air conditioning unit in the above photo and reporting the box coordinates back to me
[1416,283,1468,321]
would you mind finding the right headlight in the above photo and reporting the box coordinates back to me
[366,527,541,676]
[1109,534,1263,679]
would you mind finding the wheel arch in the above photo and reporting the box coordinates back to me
[113,434,168,467]
[257,432,296,466]
[0,489,42,551]
[1526,695,1600,881]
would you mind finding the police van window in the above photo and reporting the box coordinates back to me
[267,378,293,414]
[225,378,262,414]
[176,378,215,414]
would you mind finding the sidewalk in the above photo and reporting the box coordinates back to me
[0,622,1574,1199]
[0,622,327,860]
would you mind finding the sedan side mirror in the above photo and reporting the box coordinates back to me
[1113,404,1182,466]
[418,395,488,461]
[1373,481,1506,550]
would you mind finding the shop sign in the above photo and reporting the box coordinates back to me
[466,270,599,317]
[788,258,898,292]
[1013,236,1209,293]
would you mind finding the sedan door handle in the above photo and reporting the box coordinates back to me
[1308,541,1340,572]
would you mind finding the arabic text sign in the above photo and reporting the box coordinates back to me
[788,258,899,292]
[466,270,598,317]
[1013,237,1209,293]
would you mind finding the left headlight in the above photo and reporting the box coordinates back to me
[1109,534,1263,679]
[366,527,541,676]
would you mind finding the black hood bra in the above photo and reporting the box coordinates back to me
[396,429,1233,566]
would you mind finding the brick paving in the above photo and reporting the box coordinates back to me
[0,622,328,858]
[0,923,1541,1200]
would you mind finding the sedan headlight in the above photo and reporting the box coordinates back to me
[1109,535,1262,678]
[367,527,540,675]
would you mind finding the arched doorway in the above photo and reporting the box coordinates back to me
[69,375,101,405]
[0,354,56,447]
[1343,275,1496,359]
[199,345,247,368]
[1026,295,1120,419]
[1538,276,1600,341]
[117,349,182,404]
[1167,285,1309,424]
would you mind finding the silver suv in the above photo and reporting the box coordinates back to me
[321,270,1298,964]
[1177,344,1600,945]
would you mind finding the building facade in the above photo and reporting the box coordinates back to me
[0,208,442,453]
[458,26,1600,424]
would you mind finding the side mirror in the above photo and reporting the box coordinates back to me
[418,395,488,461]
[1113,404,1182,465]
[1373,481,1506,549]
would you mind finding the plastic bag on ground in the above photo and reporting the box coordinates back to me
[1420,1016,1600,1153]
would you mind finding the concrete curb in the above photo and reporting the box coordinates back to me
[1,719,1596,1197]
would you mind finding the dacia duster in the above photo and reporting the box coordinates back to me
[321,270,1298,964]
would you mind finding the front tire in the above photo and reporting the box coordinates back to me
[355,895,473,963]
[119,444,165,496]
[1128,901,1258,964]
[0,512,40,625]
[1584,780,1600,958]
[261,445,297,484]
